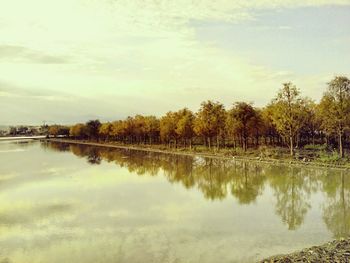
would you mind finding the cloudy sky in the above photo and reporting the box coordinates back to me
[0,0,349,125]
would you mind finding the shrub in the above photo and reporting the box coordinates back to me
[304,144,327,151]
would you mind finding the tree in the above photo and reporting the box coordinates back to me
[318,76,350,157]
[160,112,179,147]
[85,120,101,140]
[194,101,226,149]
[48,125,69,137]
[175,108,195,148]
[99,122,113,141]
[48,125,60,137]
[260,105,279,146]
[111,120,126,142]
[270,83,307,156]
[133,115,147,144]
[9,126,17,136]
[144,116,160,144]
[300,100,319,146]
[69,123,87,139]
[227,102,257,151]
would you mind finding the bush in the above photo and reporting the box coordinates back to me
[258,146,284,158]
[318,151,342,163]
[304,144,327,151]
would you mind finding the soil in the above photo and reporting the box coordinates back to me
[260,238,350,263]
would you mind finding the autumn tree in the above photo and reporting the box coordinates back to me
[48,125,69,137]
[226,102,257,151]
[194,101,226,149]
[99,122,113,141]
[69,123,87,139]
[48,125,60,137]
[144,116,160,144]
[270,83,307,156]
[111,120,125,141]
[133,115,147,143]
[318,76,350,157]
[160,112,179,147]
[175,108,195,148]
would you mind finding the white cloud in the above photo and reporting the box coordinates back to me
[0,0,349,123]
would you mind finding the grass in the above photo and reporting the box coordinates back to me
[48,138,350,169]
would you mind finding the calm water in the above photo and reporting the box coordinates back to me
[0,141,349,263]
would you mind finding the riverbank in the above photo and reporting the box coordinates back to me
[45,138,350,170]
[0,135,46,141]
[260,238,350,262]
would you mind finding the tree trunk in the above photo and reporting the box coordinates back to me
[290,135,294,156]
[339,131,344,158]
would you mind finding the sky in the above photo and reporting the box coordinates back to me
[0,0,349,125]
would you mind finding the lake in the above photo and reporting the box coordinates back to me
[0,140,349,263]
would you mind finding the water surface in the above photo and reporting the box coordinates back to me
[0,141,349,263]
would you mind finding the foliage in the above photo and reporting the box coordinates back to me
[194,100,226,148]
[269,82,309,156]
[52,75,350,158]
[226,102,258,151]
[318,76,350,157]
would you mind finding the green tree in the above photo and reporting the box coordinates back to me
[318,76,350,157]
[300,99,319,145]
[270,82,307,156]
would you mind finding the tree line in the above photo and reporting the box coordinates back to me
[48,76,350,157]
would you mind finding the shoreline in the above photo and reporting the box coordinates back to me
[44,138,350,170]
[260,238,350,262]
[0,135,45,141]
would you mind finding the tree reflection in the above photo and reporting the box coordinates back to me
[44,142,269,203]
[44,142,348,233]
[322,170,350,238]
[42,141,70,152]
[268,166,313,230]
[230,162,266,204]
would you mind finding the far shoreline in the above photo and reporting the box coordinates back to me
[44,138,350,171]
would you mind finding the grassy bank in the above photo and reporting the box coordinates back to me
[45,138,350,170]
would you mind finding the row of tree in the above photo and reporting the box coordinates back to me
[49,76,350,157]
